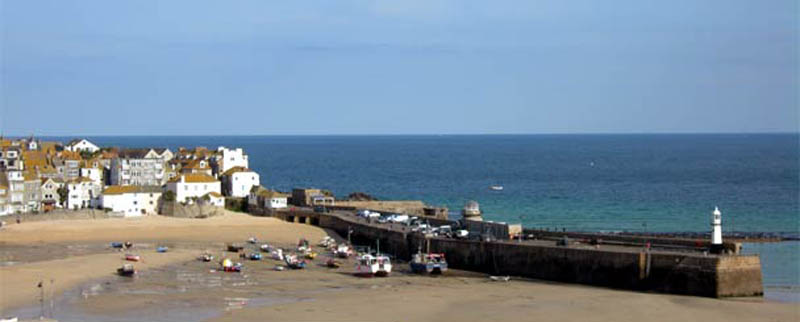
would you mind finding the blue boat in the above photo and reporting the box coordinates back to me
[156,246,169,253]
[410,252,448,275]
[249,253,262,260]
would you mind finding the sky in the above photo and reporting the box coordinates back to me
[0,0,797,136]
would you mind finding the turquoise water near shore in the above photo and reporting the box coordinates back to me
[46,134,799,292]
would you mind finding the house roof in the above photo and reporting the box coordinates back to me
[221,166,253,176]
[22,151,52,169]
[100,150,118,159]
[253,186,288,199]
[117,149,151,159]
[59,150,82,160]
[41,177,64,185]
[68,177,95,184]
[39,141,60,155]
[22,170,39,181]
[103,185,162,195]
[168,173,218,183]
[67,138,96,147]
[206,191,223,198]
[184,159,210,169]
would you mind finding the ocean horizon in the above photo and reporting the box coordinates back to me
[32,133,798,234]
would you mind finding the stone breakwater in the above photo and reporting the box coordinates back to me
[275,209,763,298]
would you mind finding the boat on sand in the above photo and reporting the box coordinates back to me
[117,264,136,277]
[354,254,391,277]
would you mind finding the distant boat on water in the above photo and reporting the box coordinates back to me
[490,185,503,191]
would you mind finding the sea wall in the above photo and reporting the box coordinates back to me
[314,211,762,298]
[159,202,222,218]
[523,229,742,254]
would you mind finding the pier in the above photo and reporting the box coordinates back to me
[272,208,763,298]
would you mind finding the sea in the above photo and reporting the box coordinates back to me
[46,133,800,299]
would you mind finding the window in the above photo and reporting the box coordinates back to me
[184,185,189,191]
[133,201,137,205]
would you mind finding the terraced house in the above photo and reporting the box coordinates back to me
[166,173,221,204]
[110,149,169,186]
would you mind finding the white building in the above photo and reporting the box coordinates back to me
[145,148,173,162]
[166,174,221,204]
[6,170,25,214]
[212,147,249,176]
[110,149,166,186]
[220,166,260,198]
[0,177,9,216]
[66,177,101,210]
[80,167,103,186]
[249,186,288,210]
[101,185,162,217]
[40,177,63,210]
[65,139,100,153]
[201,192,225,207]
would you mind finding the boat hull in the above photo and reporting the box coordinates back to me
[410,262,447,274]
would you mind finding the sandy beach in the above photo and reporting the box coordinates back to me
[1,213,797,322]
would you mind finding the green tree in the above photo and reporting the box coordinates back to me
[162,190,176,202]
[57,186,69,207]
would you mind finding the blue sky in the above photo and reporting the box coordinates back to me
[1,0,797,135]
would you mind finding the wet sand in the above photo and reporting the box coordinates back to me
[0,211,328,313]
[1,212,798,322]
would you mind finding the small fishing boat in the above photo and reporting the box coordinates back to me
[274,265,286,271]
[124,254,141,262]
[0,317,18,322]
[297,238,310,252]
[354,254,392,277]
[248,253,262,261]
[284,254,306,269]
[271,248,284,260]
[410,252,448,275]
[156,246,169,253]
[110,242,124,249]
[305,251,318,260]
[227,244,244,252]
[260,244,272,252]
[317,236,335,247]
[334,244,353,258]
[199,254,214,262]
[247,237,258,244]
[489,185,504,191]
[117,264,136,277]
[221,258,242,272]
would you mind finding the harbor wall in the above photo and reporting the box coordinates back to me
[290,211,763,298]
[523,229,742,254]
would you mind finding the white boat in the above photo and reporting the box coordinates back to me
[489,185,503,191]
[271,248,284,260]
[334,244,353,258]
[354,254,392,277]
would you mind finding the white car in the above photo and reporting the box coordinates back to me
[390,215,409,223]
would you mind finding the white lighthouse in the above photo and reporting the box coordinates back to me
[711,206,723,253]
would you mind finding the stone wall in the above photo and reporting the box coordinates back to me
[159,201,222,218]
[313,212,763,298]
